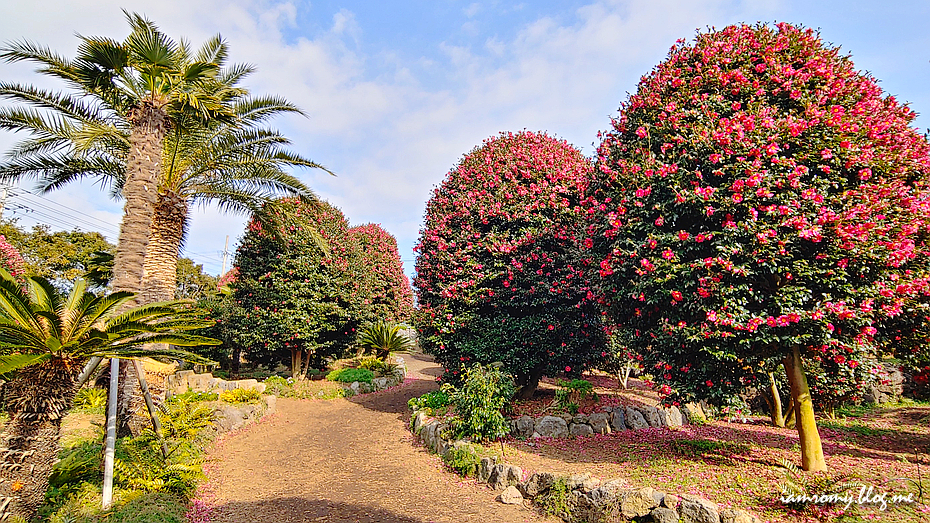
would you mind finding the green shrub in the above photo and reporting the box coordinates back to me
[219,388,262,404]
[326,367,374,384]
[554,379,596,415]
[356,321,413,360]
[356,356,400,375]
[446,363,513,442]
[441,443,485,477]
[72,388,107,412]
[166,390,218,403]
[536,476,574,519]
[408,390,451,412]
[262,375,293,396]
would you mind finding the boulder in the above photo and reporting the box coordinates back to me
[499,485,523,505]
[263,395,276,415]
[521,472,555,497]
[679,494,720,523]
[511,415,536,439]
[477,456,498,483]
[372,377,389,390]
[651,507,680,523]
[609,409,626,432]
[661,406,684,427]
[662,493,681,509]
[625,407,650,430]
[488,464,522,490]
[621,487,660,518]
[535,416,569,438]
[720,509,761,523]
[639,405,663,427]
[681,403,706,424]
[570,423,594,437]
[214,404,244,432]
[588,412,611,434]
[564,473,591,490]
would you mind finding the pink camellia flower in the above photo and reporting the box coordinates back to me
[671,291,683,302]
[636,126,648,138]
[548,324,555,330]
[705,380,713,387]
[565,366,572,372]
[601,351,607,357]
[678,231,690,241]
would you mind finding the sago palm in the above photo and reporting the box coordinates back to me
[0,268,217,520]
[357,321,413,361]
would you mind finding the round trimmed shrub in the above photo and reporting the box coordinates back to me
[414,131,605,397]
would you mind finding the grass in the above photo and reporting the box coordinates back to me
[818,419,896,438]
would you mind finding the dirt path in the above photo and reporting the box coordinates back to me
[208,352,550,523]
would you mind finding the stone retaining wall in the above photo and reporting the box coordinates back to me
[165,370,267,397]
[410,405,760,523]
[210,395,276,434]
[510,403,694,439]
[339,356,409,396]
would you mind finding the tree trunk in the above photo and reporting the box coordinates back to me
[291,348,303,380]
[515,365,545,400]
[113,101,168,436]
[768,371,785,428]
[141,190,188,304]
[783,347,827,472]
[0,358,79,521]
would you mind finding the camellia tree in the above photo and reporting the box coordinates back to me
[348,223,414,324]
[227,199,364,377]
[583,23,930,471]
[415,131,605,398]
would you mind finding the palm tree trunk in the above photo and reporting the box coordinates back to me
[141,190,188,304]
[0,358,80,521]
[113,101,168,436]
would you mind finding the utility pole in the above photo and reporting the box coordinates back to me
[0,182,11,220]
[220,235,230,275]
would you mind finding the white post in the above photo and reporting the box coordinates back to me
[102,357,119,508]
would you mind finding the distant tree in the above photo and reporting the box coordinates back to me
[228,199,361,377]
[0,234,26,285]
[175,257,219,301]
[414,131,605,398]
[348,224,414,324]
[583,23,930,472]
[0,220,112,288]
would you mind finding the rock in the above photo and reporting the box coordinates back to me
[521,472,554,497]
[610,409,626,432]
[639,405,664,427]
[564,473,591,490]
[621,487,660,518]
[581,476,600,491]
[187,372,214,392]
[215,404,244,432]
[478,456,498,482]
[570,423,594,437]
[682,403,706,424]
[720,509,761,523]
[572,414,590,425]
[662,493,681,509]
[372,377,389,390]
[535,416,569,438]
[488,464,522,490]
[511,415,536,439]
[625,407,650,430]
[662,406,684,427]
[588,412,611,434]
[411,411,429,433]
[263,395,276,415]
[499,485,523,505]
[651,507,680,523]
[350,381,360,393]
[679,494,720,523]
[237,378,260,391]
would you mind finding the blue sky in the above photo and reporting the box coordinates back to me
[1,0,928,280]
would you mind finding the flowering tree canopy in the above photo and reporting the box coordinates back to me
[583,23,930,471]
[414,131,605,397]
[348,224,415,324]
[0,235,26,283]
[229,199,362,376]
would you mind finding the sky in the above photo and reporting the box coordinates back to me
[1,0,929,281]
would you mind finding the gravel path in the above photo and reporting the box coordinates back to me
[208,352,550,523]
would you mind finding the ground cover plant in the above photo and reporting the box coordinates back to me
[581,22,930,473]
[475,372,930,522]
[414,131,606,398]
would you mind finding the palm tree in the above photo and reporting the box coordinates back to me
[0,269,217,520]
[1,11,237,304]
[0,16,328,304]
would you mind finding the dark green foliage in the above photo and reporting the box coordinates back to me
[553,379,596,415]
[228,199,364,375]
[446,363,513,442]
[356,321,413,360]
[326,367,374,384]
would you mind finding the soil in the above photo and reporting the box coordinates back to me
[206,352,551,523]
